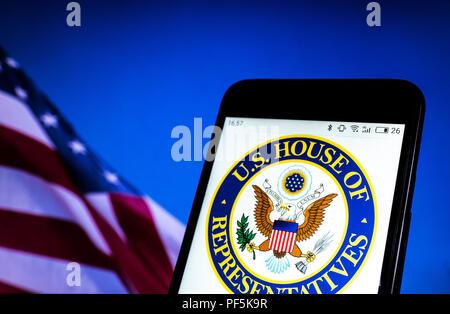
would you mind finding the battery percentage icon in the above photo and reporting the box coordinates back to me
[375,127,389,134]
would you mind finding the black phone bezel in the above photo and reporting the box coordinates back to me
[169,79,425,294]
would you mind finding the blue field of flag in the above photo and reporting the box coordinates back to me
[272,220,298,233]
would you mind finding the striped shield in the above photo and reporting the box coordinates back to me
[268,220,298,253]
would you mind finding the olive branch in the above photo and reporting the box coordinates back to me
[236,214,257,260]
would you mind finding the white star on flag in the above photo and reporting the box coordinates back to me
[5,57,19,68]
[68,139,87,154]
[104,170,119,185]
[40,112,58,128]
[15,86,28,100]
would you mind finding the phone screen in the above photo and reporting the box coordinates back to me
[179,117,405,294]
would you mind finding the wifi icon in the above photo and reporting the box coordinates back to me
[350,125,359,132]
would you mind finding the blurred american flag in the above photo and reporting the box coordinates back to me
[0,47,184,293]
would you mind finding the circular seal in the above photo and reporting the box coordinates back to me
[206,135,376,294]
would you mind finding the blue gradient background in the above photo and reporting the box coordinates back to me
[0,0,448,293]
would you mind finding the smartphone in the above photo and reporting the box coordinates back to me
[170,79,425,294]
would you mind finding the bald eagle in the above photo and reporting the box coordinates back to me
[247,185,337,264]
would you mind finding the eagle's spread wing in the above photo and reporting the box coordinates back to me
[296,193,337,241]
[252,185,274,238]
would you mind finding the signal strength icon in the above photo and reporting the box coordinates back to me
[350,125,359,132]
[362,126,371,133]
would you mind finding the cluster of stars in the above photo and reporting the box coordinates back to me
[284,172,305,193]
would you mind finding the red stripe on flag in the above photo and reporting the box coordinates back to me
[284,233,288,252]
[291,233,296,252]
[287,233,293,253]
[281,232,286,252]
[0,208,114,269]
[288,233,294,252]
[282,231,289,252]
[286,233,292,252]
[0,280,31,294]
[0,126,75,190]
[284,232,290,252]
[276,230,282,251]
[83,201,171,293]
[269,229,278,251]
[110,193,173,287]
[273,230,283,251]
[273,230,281,251]
[275,230,281,251]
[268,230,274,249]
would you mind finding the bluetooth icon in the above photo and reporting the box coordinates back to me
[328,124,332,131]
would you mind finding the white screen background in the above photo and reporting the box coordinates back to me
[179,117,404,294]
